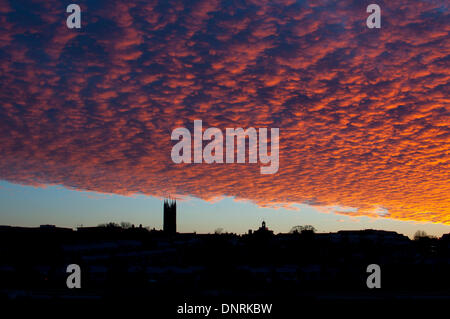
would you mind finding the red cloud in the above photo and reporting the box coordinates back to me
[0,0,448,223]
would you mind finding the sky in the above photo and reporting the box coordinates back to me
[1,180,450,238]
[0,0,449,236]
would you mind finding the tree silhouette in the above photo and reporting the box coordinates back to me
[120,222,132,229]
[414,230,429,240]
[289,225,316,234]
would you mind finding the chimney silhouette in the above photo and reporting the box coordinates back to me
[163,198,176,234]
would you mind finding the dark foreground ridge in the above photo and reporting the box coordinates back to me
[1,223,450,315]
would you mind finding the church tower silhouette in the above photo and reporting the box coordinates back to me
[163,198,176,234]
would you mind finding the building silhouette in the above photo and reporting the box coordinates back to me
[163,198,176,234]
[253,220,273,236]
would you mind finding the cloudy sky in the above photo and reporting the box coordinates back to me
[0,0,448,235]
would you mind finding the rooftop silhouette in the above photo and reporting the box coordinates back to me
[0,203,449,310]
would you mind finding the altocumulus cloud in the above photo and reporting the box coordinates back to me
[0,0,448,223]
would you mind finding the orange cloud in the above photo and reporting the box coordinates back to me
[0,0,448,224]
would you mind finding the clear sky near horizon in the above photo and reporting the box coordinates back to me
[1,181,449,239]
